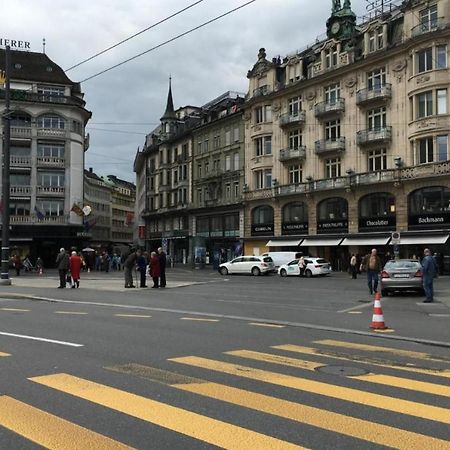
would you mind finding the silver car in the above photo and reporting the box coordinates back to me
[380,259,424,296]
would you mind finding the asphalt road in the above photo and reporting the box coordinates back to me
[0,269,449,449]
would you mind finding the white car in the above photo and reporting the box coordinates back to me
[219,256,275,276]
[278,257,332,278]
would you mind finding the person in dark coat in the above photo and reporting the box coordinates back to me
[158,247,167,288]
[422,248,437,303]
[56,248,70,288]
[13,255,22,276]
[137,251,148,288]
[149,251,160,288]
[124,249,138,288]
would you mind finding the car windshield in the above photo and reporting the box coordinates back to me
[385,261,419,270]
[263,257,273,263]
[316,259,327,264]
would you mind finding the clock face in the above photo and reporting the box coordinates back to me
[331,21,340,34]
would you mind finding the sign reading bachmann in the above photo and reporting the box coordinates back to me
[359,216,396,231]
[251,224,274,236]
[409,213,450,229]
[282,222,308,235]
[317,220,348,233]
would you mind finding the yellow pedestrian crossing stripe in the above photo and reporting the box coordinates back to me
[29,373,303,450]
[0,351,10,357]
[314,339,450,363]
[226,349,450,398]
[0,396,132,449]
[107,363,450,450]
[170,356,450,425]
[272,344,450,378]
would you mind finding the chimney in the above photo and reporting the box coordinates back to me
[89,167,93,173]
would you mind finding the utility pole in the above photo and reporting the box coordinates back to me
[1,45,11,285]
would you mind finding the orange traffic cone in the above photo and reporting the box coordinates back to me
[370,292,387,330]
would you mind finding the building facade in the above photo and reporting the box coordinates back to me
[0,49,91,267]
[243,0,450,271]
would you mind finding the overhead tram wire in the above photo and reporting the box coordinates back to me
[79,0,257,83]
[65,0,206,71]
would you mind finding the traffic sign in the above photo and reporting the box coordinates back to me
[391,231,400,245]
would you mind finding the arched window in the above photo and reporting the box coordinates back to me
[252,205,274,224]
[37,114,65,129]
[282,202,308,234]
[318,197,348,220]
[359,193,396,231]
[10,112,31,127]
[409,187,450,215]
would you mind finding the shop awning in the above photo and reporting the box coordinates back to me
[266,239,303,247]
[340,236,391,246]
[397,235,449,245]
[300,237,343,247]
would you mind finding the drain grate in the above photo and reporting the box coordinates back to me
[316,365,369,376]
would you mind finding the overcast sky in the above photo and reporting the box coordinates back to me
[3,0,371,182]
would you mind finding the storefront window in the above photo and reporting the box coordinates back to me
[409,186,450,229]
[359,193,396,231]
[282,202,308,235]
[317,197,348,233]
[252,205,274,236]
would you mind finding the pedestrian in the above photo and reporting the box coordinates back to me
[35,257,44,274]
[158,247,167,288]
[297,255,306,277]
[361,248,382,295]
[149,251,160,288]
[124,249,139,288]
[69,251,82,288]
[137,251,148,288]
[13,255,22,276]
[350,253,358,279]
[56,248,70,288]
[422,248,437,303]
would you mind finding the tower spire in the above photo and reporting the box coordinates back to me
[161,76,176,120]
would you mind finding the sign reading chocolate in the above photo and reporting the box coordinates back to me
[0,38,31,49]
[359,216,396,230]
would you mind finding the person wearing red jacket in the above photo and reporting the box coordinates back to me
[149,251,160,288]
[69,251,82,288]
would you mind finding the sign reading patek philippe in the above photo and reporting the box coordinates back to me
[0,38,31,49]
[318,220,348,231]
[282,222,308,235]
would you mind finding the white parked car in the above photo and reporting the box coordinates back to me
[219,256,275,276]
[278,257,332,278]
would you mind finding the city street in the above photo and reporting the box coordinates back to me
[0,269,449,448]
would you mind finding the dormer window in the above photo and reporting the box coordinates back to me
[368,27,384,53]
[325,46,338,69]
[419,4,438,33]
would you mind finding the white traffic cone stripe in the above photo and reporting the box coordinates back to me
[372,314,385,322]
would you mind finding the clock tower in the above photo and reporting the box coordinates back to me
[326,0,356,40]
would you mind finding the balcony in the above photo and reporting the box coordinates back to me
[10,215,67,225]
[10,156,31,167]
[36,186,65,196]
[315,138,346,155]
[10,126,32,139]
[37,156,65,168]
[10,185,31,196]
[253,85,271,98]
[314,99,345,118]
[37,128,67,138]
[0,88,85,107]
[279,111,306,127]
[411,19,449,38]
[356,127,392,146]
[356,84,392,106]
[279,147,307,162]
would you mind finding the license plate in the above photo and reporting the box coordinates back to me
[393,274,410,278]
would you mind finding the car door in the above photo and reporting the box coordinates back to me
[229,257,244,274]
[287,260,300,276]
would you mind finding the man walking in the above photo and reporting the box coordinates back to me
[422,248,437,303]
[362,248,382,295]
[158,247,167,288]
[124,249,139,288]
[137,251,148,288]
[56,248,70,288]
[349,253,358,279]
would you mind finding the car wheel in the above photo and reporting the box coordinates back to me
[280,269,287,277]
[251,267,261,276]
[305,269,312,278]
[219,267,228,276]
[381,289,388,297]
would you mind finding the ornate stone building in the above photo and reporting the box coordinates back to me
[243,0,450,270]
[0,48,91,267]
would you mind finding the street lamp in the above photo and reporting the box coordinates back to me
[1,45,11,285]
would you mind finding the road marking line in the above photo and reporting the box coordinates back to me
[0,396,132,450]
[372,329,396,333]
[347,311,363,314]
[249,323,285,328]
[170,356,450,425]
[180,317,219,322]
[0,308,30,312]
[273,344,450,379]
[115,314,152,318]
[0,351,10,357]
[338,303,373,313]
[107,363,449,450]
[29,373,302,450]
[314,340,450,363]
[226,350,450,398]
[429,314,450,317]
[54,311,88,315]
[0,332,83,347]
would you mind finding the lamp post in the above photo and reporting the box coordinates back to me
[1,45,11,285]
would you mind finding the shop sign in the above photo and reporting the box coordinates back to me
[409,213,450,228]
[282,222,308,235]
[76,232,92,238]
[0,38,31,49]
[251,223,274,236]
[359,216,396,230]
[317,220,348,233]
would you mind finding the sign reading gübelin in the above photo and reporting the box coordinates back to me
[0,38,31,49]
